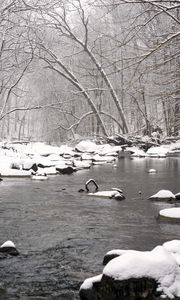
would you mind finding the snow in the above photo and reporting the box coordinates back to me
[88,190,121,198]
[159,207,180,218]
[31,174,48,180]
[146,146,169,158]
[1,240,16,248]
[92,154,115,163]
[131,148,147,157]
[0,168,32,177]
[75,140,99,153]
[73,160,91,170]
[106,249,140,256]
[163,240,180,254]
[149,190,175,199]
[80,274,102,290]
[148,169,157,173]
[103,245,180,298]
[37,166,58,175]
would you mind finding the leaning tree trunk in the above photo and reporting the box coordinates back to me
[40,46,108,137]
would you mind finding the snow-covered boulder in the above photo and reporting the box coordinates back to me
[73,160,91,170]
[88,190,125,200]
[175,192,180,200]
[75,140,99,153]
[98,144,121,156]
[80,243,180,300]
[0,240,19,256]
[149,190,175,201]
[56,165,76,175]
[146,146,169,158]
[81,153,93,161]
[148,168,157,173]
[92,154,116,164]
[103,249,136,266]
[159,207,180,223]
[37,166,58,175]
[24,142,61,156]
[130,148,147,157]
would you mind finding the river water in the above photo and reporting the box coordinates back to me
[0,157,180,300]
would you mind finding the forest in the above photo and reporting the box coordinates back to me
[0,0,179,143]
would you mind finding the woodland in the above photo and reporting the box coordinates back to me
[0,0,179,143]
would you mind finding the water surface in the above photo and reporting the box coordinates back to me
[0,157,180,299]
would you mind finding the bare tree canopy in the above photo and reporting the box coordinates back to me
[0,0,179,141]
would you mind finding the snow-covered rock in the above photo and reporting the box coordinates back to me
[146,146,169,158]
[149,190,175,201]
[175,192,180,200]
[80,274,102,290]
[130,148,147,157]
[148,168,157,173]
[37,166,58,175]
[0,240,19,256]
[80,242,180,300]
[75,140,99,153]
[159,207,180,220]
[92,154,116,164]
[81,153,93,161]
[73,160,91,170]
[88,190,124,199]
[103,246,177,286]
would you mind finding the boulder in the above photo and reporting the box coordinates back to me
[80,245,180,300]
[158,207,180,223]
[0,240,19,257]
[80,275,159,300]
[175,192,180,200]
[56,166,76,175]
[149,190,175,201]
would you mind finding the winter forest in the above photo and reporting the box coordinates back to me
[0,0,179,143]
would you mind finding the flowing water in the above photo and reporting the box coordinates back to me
[0,157,180,300]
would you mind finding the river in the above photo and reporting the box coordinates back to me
[0,157,180,300]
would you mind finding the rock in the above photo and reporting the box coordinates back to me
[80,245,180,300]
[148,169,157,173]
[175,192,180,200]
[79,275,159,300]
[149,190,175,201]
[73,160,91,170]
[56,166,76,175]
[103,253,120,266]
[158,207,180,223]
[75,141,99,153]
[0,240,19,256]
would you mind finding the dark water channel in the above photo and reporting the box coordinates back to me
[0,157,180,300]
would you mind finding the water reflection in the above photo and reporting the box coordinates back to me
[0,158,180,299]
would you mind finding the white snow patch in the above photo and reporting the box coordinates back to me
[88,190,120,198]
[148,169,157,173]
[159,207,180,218]
[1,240,16,248]
[80,274,102,290]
